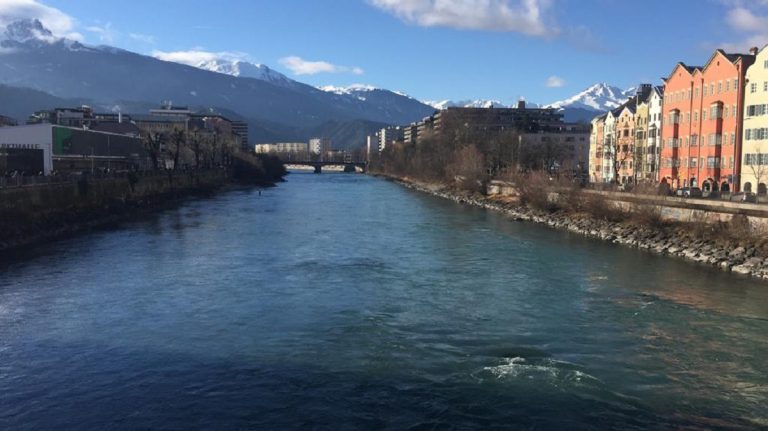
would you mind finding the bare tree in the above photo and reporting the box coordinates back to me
[746,149,768,194]
[141,131,163,171]
[169,128,186,170]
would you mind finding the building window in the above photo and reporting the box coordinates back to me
[690,158,697,168]
[726,80,731,92]
[718,82,722,93]
[710,104,722,119]
[695,87,700,98]
[731,133,736,145]
[764,81,768,92]
[751,82,758,93]
[691,135,698,146]
[734,78,739,89]
[694,111,699,122]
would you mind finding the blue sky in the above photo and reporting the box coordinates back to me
[4,0,768,105]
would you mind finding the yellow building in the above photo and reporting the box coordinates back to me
[589,114,606,183]
[741,45,768,194]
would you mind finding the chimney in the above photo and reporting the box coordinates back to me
[517,99,526,109]
[750,46,759,56]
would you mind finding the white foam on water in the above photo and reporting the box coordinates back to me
[482,357,602,388]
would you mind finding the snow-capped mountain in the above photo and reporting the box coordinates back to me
[545,83,634,111]
[318,84,416,102]
[195,59,294,87]
[423,99,509,110]
[1,18,93,52]
[0,19,435,148]
[318,84,378,100]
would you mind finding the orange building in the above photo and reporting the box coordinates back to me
[660,49,755,192]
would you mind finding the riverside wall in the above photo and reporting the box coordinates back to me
[0,169,231,252]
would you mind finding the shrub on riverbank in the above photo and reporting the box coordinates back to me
[231,153,287,185]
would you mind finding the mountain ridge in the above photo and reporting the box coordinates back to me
[0,19,435,149]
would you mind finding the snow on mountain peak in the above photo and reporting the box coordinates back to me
[3,19,54,43]
[1,19,90,52]
[545,82,630,111]
[423,99,512,110]
[194,59,293,85]
[318,84,378,95]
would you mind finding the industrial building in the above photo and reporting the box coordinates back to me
[0,124,146,174]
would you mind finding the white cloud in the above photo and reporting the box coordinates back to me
[279,56,364,76]
[720,3,768,51]
[0,0,82,40]
[545,75,565,87]
[85,22,115,44]
[369,0,558,38]
[727,7,768,33]
[129,33,156,44]
[152,49,249,66]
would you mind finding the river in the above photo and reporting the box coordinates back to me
[1,172,768,430]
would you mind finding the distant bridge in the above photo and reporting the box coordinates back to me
[284,161,367,174]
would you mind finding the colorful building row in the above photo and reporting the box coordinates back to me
[589,85,662,184]
[590,46,768,193]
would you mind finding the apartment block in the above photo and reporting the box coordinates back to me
[659,49,755,192]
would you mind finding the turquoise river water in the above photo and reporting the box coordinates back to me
[1,172,768,430]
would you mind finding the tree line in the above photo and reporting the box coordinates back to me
[370,117,585,192]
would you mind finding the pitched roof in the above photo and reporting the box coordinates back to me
[702,49,753,72]
[665,62,701,83]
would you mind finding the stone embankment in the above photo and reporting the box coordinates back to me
[396,178,768,282]
[0,169,235,253]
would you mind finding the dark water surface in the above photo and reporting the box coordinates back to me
[2,173,768,430]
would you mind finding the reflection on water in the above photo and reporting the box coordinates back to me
[1,172,767,430]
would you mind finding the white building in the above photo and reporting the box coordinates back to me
[377,127,403,152]
[254,142,308,154]
[0,123,145,174]
[0,124,53,174]
[601,110,617,183]
[308,137,331,155]
[647,86,664,182]
[366,135,379,158]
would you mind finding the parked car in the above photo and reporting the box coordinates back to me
[730,192,757,203]
[675,187,703,198]
[686,187,703,197]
